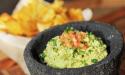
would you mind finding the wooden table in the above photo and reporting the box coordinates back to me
[0,55,25,75]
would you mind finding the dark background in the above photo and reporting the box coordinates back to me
[0,0,18,14]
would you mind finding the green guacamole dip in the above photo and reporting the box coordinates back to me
[40,28,108,68]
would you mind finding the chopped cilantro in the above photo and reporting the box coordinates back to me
[91,59,98,63]
[88,32,93,35]
[88,50,93,54]
[78,50,85,55]
[40,53,46,59]
[51,38,57,46]
[81,60,88,66]
[64,27,74,33]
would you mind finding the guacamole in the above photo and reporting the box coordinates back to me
[40,28,108,68]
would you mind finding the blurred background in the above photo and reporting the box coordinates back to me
[0,0,125,75]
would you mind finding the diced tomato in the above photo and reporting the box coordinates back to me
[72,37,78,47]
[83,44,88,50]
[60,31,88,49]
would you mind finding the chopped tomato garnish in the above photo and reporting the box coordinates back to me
[60,30,88,50]
[83,44,88,50]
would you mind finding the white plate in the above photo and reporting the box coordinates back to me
[0,32,31,75]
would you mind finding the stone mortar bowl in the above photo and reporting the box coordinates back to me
[24,21,123,75]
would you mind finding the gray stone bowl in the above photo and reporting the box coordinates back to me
[24,21,123,75]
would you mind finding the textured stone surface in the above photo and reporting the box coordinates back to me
[24,21,123,75]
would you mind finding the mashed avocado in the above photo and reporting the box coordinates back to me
[40,28,108,68]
